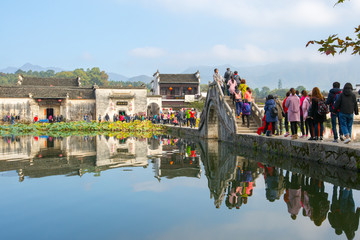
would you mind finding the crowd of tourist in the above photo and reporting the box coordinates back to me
[2,113,18,124]
[149,108,198,128]
[259,82,359,144]
[95,109,198,128]
[213,68,254,127]
[213,67,359,143]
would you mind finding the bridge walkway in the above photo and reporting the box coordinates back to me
[223,95,258,134]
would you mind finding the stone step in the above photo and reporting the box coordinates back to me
[236,123,258,128]
[237,130,258,134]
[237,127,258,131]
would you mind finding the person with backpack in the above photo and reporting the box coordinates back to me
[227,75,237,104]
[224,68,233,96]
[334,83,359,144]
[242,99,251,127]
[234,89,243,118]
[263,95,278,136]
[326,82,344,143]
[233,71,241,90]
[239,79,247,99]
[285,88,301,140]
[308,87,327,141]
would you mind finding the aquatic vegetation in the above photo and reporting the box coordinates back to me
[0,120,164,137]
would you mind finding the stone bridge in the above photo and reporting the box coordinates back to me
[198,80,264,141]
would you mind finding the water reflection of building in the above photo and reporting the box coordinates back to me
[0,135,163,181]
[153,137,201,180]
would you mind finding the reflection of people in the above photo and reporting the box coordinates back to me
[284,172,302,220]
[301,176,311,217]
[265,166,284,202]
[328,186,343,236]
[340,188,360,240]
[226,167,243,210]
[308,178,330,226]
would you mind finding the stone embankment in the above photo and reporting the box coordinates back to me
[166,125,360,172]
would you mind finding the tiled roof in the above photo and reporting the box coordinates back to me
[21,76,79,87]
[0,86,95,99]
[159,74,199,84]
[97,86,147,89]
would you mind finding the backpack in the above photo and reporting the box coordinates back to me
[330,91,341,113]
[242,103,251,115]
[270,106,278,118]
[317,99,329,115]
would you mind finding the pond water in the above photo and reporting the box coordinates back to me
[0,135,359,240]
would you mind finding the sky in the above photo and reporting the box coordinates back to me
[1,0,359,76]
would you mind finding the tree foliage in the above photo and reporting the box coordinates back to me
[306,0,360,56]
[0,68,151,89]
[253,86,307,99]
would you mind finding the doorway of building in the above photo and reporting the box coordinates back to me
[46,108,54,119]
[147,103,160,116]
[119,111,126,116]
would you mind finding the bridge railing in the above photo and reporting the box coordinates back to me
[251,102,264,127]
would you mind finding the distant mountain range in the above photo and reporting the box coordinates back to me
[0,63,64,74]
[183,60,360,90]
[107,72,152,83]
[2,61,360,90]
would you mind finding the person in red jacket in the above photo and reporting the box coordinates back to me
[282,91,290,137]
[189,109,196,128]
[34,115,39,122]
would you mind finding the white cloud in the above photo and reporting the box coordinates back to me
[129,47,166,58]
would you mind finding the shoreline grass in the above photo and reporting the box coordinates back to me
[0,120,165,138]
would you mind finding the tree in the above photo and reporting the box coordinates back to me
[306,0,360,56]
[296,86,306,93]
[260,86,270,98]
[200,84,209,92]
